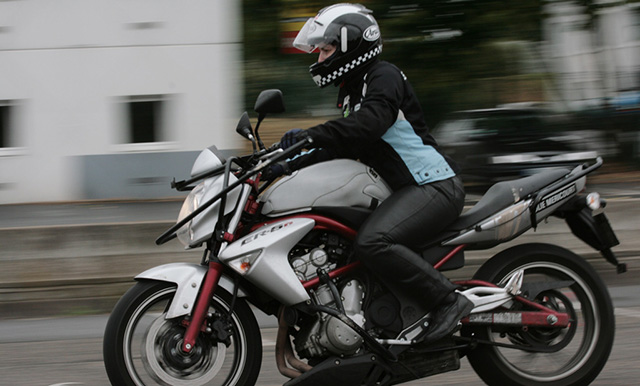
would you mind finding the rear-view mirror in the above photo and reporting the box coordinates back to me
[254,89,285,115]
[235,111,254,140]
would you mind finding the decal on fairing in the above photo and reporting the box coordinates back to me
[241,221,294,245]
[535,184,577,213]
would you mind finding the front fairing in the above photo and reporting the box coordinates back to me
[176,173,243,248]
[218,218,315,305]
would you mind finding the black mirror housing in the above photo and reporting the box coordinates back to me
[254,89,285,115]
[235,111,254,140]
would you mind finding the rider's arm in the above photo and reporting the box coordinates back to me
[284,147,339,173]
[306,64,404,149]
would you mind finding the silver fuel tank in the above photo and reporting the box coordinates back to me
[259,159,392,216]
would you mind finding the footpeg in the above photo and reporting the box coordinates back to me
[504,269,524,296]
[459,269,525,313]
[394,316,431,344]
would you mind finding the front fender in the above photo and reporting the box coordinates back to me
[135,262,246,319]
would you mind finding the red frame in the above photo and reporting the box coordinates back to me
[302,261,362,290]
[293,215,571,329]
[460,308,570,328]
[434,244,465,269]
[184,214,570,353]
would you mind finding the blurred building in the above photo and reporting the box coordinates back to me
[1,1,638,205]
[543,0,640,111]
[0,0,243,204]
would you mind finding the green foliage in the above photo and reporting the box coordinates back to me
[242,0,547,126]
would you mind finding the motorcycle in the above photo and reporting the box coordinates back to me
[103,89,625,386]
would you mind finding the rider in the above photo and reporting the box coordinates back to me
[277,3,473,343]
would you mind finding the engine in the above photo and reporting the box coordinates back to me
[295,279,366,358]
[287,232,367,358]
[288,231,348,282]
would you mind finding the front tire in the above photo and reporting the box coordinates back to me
[103,280,262,386]
[463,243,614,386]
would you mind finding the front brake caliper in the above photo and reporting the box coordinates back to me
[208,312,233,347]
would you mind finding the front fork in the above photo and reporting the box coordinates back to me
[181,260,225,353]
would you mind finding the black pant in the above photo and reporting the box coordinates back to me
[355,176,465,311]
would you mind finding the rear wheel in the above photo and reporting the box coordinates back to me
[103,280,262,386]
[463,243,614,386]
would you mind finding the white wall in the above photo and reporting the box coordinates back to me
[543,0,640,109]
[596,2,640,93]
[543,1,602,105]
[0,0,244,203]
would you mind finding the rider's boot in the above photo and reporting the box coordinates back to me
[397,292,473,344]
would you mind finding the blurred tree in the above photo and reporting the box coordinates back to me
[376,0,546,125]
[242,0,547,126]
[242,0,338,116]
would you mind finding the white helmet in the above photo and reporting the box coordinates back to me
[293,3,382,87]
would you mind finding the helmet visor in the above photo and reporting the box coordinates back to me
[293,18,325,53]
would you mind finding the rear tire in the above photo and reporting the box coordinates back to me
[103,280,262,386]
[463,243,614,386]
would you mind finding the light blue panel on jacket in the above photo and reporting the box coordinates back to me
[381,119,455,185]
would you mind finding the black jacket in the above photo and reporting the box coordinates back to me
[290,60,458,191]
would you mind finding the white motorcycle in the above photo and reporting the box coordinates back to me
[103,90,624,386]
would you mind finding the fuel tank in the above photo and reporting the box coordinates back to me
[259,159,392,216]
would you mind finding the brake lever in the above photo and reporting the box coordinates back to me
[254,137,312,169]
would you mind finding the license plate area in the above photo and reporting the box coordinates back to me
[565,209,619,251]
[594,213,619,249]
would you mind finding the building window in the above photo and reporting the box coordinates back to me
[126,95,165,143]
[114,94,177,152]
[0,101,13,148]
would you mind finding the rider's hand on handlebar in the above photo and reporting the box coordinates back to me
[262,161,291,180]
[280,128,309,150]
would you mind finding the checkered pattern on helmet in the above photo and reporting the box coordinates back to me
[318,46,382,87]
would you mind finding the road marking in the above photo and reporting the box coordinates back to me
[48,383,85,386]
[615,307,640,319]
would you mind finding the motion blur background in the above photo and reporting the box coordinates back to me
[1,0,640,318]
[0,0,638,204]
[1,4,639,384]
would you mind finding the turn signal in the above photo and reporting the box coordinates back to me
[240,261,252,272]
[228,251,261,275]
[586,192,601,211]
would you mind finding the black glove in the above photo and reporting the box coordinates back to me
[280,128,309,150]
[262,161,291,180]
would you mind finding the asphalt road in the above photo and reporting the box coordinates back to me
[1,276,638,386]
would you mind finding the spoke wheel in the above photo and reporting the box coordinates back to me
[104,281,261,386]
[463,243,614,386]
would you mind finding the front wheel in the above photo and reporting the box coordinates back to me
[463,243,614,386]
[103,280,262,386]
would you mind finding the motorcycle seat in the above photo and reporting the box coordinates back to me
[310,168,570,235]
[448,167,570,231]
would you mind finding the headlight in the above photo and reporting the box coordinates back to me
[176,181,206,247]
